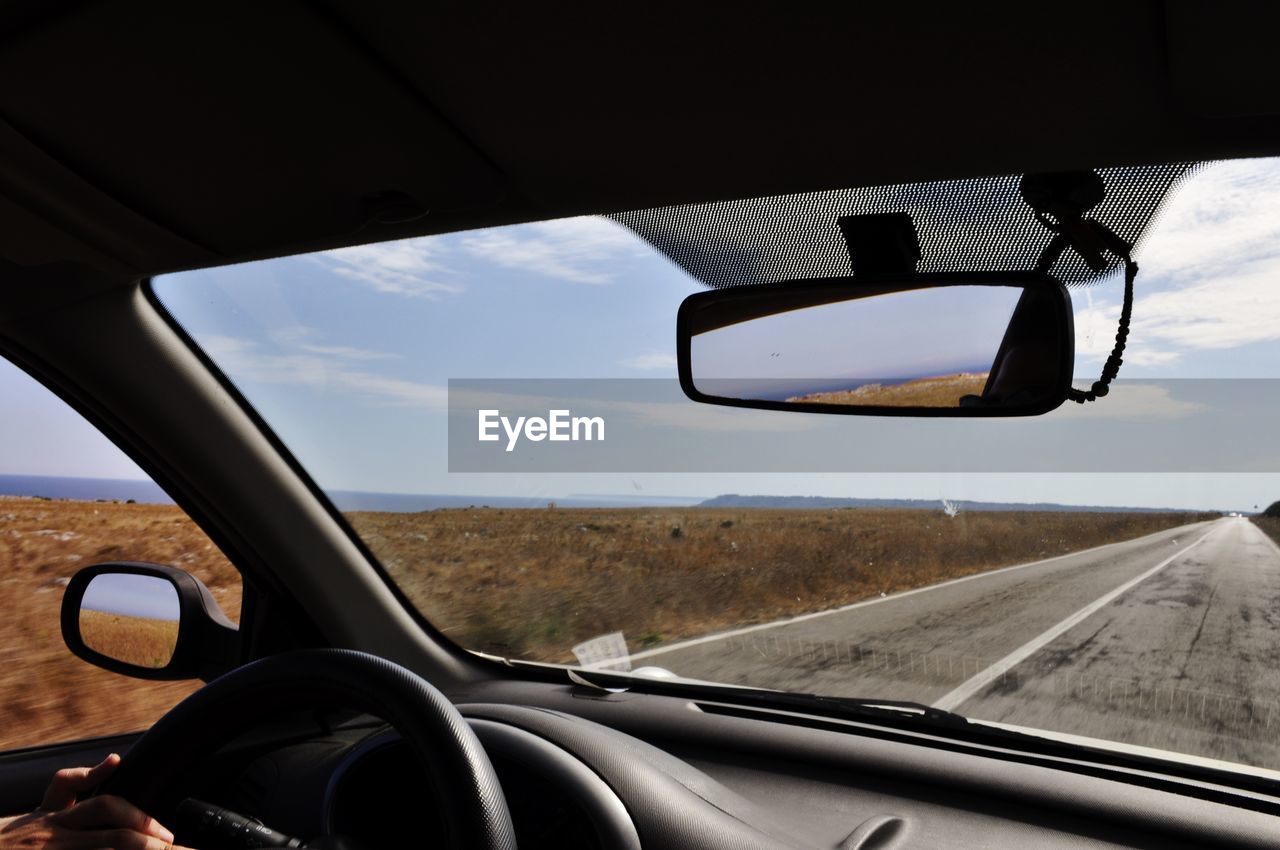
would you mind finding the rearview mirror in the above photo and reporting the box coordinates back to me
[677,272,1074,416]
[62,562,239,680]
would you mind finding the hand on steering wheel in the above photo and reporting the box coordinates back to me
[0,755,194,850]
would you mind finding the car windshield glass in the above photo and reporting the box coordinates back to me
[153,158,1280,776]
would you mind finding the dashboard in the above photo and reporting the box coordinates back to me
[325,723,634,849]
[174,680,1280,850]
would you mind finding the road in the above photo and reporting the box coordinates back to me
[633,517,1280,769]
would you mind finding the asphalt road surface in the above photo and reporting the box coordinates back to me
[634,517,1280,769]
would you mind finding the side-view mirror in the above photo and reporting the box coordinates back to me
[61,562,239,680]
[677,272,1074,416]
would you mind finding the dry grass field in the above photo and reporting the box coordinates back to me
[79,609,180,669]
[0,496,240,750]
[1,494,1215,751]
[348,506,1216,664]
[1255,516,1280,548]
[786,372,989,407]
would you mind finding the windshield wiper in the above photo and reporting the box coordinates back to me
[670,682,976,732]
[757,691,971,728]
[565,667,971,731]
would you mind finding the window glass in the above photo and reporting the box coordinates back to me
[0,357,241,750]
[154,159,1280,774]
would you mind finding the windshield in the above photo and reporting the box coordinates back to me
[153,158,1280,775]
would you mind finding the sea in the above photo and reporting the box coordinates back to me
[0,475,699,512]
[0,475,1201,514]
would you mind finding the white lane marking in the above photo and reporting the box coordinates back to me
[627,519,1214,663]
[931,524,1220,712]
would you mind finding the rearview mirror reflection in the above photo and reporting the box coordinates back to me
[678,274,1073,416]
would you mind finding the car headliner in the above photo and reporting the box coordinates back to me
[1,1,1279,291]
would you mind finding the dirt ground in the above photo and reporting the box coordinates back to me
[1,495,1215,750]
[349,506,1217,662]
[0,497,239,750]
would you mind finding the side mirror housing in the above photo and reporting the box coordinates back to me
[61,562,239,680]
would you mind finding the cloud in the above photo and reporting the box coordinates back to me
[1137,160,1280,282]
[1129,259,1280,351]
[619,352,678,370]
[263,325,401,362]
[1075,158,1280,367]
[1073,289,1183,368]
[198,333,447,408]
[312,240,460,298]
[1055,382,1207,420]
[1075,256,1280,367]
[304,215,657,298]
[459,216,651,284]
[294,343,399,361]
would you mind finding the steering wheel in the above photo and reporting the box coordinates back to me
[99,649,517,850]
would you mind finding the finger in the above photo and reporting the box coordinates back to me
[61,828,184,850]
[51,796,175,844]
[83,755,122,786]
[40,755,122,811]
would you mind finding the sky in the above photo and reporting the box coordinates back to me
[81,573,179,620]
[692,285,1020,389]
[5,158,1280,512]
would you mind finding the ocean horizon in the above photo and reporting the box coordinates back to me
[0,474,701,512]
[0,475,1221,514]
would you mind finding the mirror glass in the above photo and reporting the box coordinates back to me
[685,279,1070,413]
[79,573,180,668]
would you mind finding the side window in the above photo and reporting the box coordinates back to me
[0,356,241,750]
